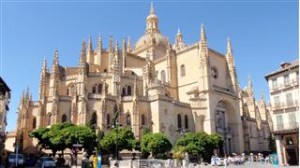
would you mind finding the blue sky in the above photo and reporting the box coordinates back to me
[1,0,298,131]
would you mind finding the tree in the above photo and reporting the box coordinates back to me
[174,132,223,162]
[141,132,172,159]
[30,123,97,156]
[100,127,136,158]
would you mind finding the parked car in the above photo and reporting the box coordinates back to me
[8,153,25,166]
[36,157,56,168]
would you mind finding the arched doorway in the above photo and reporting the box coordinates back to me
[214,100,237,155]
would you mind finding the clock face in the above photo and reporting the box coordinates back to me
[211,67,218,79]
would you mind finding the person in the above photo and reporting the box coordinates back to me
[132,153,136,160]
[224,154,227,168]
[211,154,217,167]
[166,153,174,168]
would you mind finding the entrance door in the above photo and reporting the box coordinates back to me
[286,148,298,165]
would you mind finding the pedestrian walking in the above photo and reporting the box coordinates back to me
[224,154,227,168]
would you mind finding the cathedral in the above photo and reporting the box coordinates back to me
[16,4,271,155]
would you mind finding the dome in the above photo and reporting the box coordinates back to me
[147,13,158,20]
[135,32,169,50]
[172,41,187,51]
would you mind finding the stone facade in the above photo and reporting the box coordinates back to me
[265,60,299,165]
[16,4,271,156]
[0,77,11,162]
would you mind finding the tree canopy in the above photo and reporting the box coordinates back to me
[29,123,96,155]
[141,132,172,159]
[100,127,136,157]
[174,132,223,162]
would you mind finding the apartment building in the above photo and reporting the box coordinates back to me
[265,60,299,165]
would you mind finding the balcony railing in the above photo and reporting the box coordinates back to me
[272,100,299,110]
[273,122,299,133]
[271,78,299,92]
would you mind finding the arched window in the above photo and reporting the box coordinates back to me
[32,117,37,129]
[98,84,103,93]
[180,64,185,77]
[104,69,107,72]
[161,70,166,83]
[184,115,189,129]
[127,85,132,95]
[126,114,131,126]
[47,113,51,126]
[107,114,110,126]
[177,114,182,129]
[141,114,146,125]
[122,87,126,96]
[62,114,67,123]
[90,112,97,126]
[66,88,69,96]
[92,86,96,93]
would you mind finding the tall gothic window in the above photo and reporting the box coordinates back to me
[126,114,131,126]
[98,84,103,93]
[177,114,182,129]
[62,114,67,123]
[32,117,37,129]
[161,70,166,83]
[47,113,51,126]
[184,115,189,129]
[107,113,110,126]
[91,112,97,126]
[141,114,146,125]
[180,64,186,77]
[127,85,132,95]
[92,86,96,94]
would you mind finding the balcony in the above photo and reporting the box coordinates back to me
[271,78,299,93]
[272,122,299,134]
[272,100,298,110]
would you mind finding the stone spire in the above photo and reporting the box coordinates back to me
[108,36,114,72]
[127,36,132,52]
[122,37,126,73]
[247,75,254,97]
[39,57,48,100]
[79,40,87,68]
[226,38,238,93]
[52,49,59,74]
[226,37,233,56]
[95,34,102,65]
[146,2,159,34]
[200,24,207,46]
[87,36,93,64]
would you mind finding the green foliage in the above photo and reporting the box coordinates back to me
[141,133,172,159]
[100,127,136,157]
[174,132,223,162]
[29,123,96,155]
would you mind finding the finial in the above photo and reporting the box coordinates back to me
[42,57,47,72]
[53,49,59,65]
[248,75,253,88]
[109,35,113,52]
[227,37,233,55]
[177,27,181,35]
[79,40,87,66]
[150,2,155,14]
[127,36,132,52]
[88,36,93,51]
[200,24,207,42]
